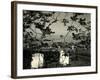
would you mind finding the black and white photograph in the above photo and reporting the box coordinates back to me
[23,10,91,69]
[11,1,97,78]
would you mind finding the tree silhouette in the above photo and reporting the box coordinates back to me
[61,13,91,48]
[23,10,91,49]
[23,10,58,48]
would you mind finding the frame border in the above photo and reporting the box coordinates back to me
[11,1,98,79]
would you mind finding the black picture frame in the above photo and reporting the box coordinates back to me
[11,1,98,79]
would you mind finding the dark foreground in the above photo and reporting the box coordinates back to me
[23,48,91,69]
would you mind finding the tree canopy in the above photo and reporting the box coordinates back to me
[23,10,91,48]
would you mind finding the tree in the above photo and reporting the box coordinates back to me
[23,10,91,49]
[61,13,91,48]
[23,10,58,48]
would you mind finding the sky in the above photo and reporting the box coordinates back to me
[25,10,91,43]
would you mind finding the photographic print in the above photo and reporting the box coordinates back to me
[23,10,91,69]
[11,1,97,78]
